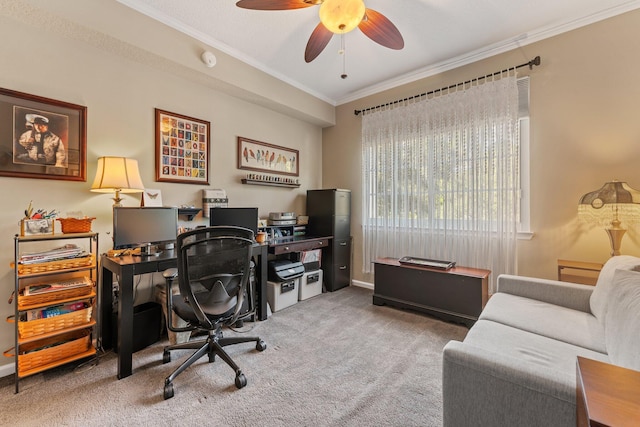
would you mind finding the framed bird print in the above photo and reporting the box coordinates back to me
[155,108,210,185]
[237,137,299,177]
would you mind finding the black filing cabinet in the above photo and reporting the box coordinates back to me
[306,189,351,291]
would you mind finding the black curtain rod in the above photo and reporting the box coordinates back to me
[354,56,541,116]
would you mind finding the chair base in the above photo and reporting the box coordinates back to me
[162,327,266,399]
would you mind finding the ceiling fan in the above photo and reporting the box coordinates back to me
[236,0,404,63]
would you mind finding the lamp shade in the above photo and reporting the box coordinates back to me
[91,156,144,194]
[578,180,640,256]
[578,180,640,226]
[319,0,365,34]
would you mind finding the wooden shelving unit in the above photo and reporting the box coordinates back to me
[9,232,99,393]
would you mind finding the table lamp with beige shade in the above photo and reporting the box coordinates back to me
[90,156,144,207]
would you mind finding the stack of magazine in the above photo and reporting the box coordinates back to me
[23,276,91,296]
[18,244,86,265]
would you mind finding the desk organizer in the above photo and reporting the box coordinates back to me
[20,219,54,237]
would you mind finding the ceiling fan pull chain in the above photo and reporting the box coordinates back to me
[341,34,348,79]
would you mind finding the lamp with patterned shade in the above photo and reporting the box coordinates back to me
[578,180,640,257]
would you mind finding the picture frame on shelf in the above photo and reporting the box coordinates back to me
[141,188,163,207]
[0,87,87,181]
[20,218,55,236]
[155,108,210,185]
[237,136,299,177]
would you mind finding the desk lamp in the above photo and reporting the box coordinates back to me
[90,156,144,207]
[578,180,640,257]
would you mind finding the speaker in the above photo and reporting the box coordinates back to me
[111,302,162,353]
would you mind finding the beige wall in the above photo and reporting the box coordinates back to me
[0,1,325,372]
[325,9,640,285]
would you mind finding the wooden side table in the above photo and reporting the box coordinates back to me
[558,259,603,286]
[576,356,640,426]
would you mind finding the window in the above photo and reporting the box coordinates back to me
[361,74,525,291]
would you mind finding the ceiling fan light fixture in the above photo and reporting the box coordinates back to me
[319,0,365,34]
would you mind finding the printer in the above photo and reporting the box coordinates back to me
[268,259,305,282]
[267,259,305,312]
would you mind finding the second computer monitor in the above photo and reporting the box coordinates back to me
[209,207,258,236]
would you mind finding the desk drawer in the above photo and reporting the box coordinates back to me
[270,238,329,255]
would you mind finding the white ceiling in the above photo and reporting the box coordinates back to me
[118,0,640,105]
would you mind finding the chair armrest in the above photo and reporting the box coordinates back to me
[162,268,178,280]
[497,274,593,312]
[161,267,195,333]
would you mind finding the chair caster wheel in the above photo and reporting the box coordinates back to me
[256,340,267,352]
[164,383,174,400]
[235,372,247,389]
[163,350,171,364]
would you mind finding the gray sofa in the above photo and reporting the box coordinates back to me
[442,255,640,427]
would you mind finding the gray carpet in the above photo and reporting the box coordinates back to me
[0,286,467,426]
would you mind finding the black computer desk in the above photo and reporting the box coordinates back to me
[100,243,268,379]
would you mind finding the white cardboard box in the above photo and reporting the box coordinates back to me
[267,279,299,312]
[299,269,323,301]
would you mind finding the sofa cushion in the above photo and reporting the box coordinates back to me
[604,269,640,371]
[462,320,610,395]
[479,293,606,353]
[443,341,579,427]
[590,255,640,321]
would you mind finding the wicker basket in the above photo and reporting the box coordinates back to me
[16,254,95,276]
[57,217,95,233]
[17,283,93,309]
[4,330,92,374]
[13,306,93,339]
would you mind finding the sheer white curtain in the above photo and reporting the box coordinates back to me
[361,73,520,292]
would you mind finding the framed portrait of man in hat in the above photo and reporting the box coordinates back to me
[0,87,86,181]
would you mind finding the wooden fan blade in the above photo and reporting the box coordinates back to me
[358,9,404,50]
[236,0,317,11]
[305,23,333,63]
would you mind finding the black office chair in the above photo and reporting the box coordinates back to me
[161,226,266,399]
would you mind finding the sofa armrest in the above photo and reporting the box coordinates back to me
[497,274,594,312]
[442,340,575,427]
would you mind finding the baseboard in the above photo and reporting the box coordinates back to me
[352,279,374,290]
[0,362,15,379]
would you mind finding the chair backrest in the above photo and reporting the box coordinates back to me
[176,226,254,329]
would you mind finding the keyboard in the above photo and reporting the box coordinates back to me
[398,256,456,270]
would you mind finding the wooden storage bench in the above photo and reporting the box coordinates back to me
[373,258,490,327]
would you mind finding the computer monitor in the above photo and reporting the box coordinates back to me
[113,207,178,255]
[209,207,258,236]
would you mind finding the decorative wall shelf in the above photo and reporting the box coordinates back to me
[177,208,202,221]
[241,178,300,188]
